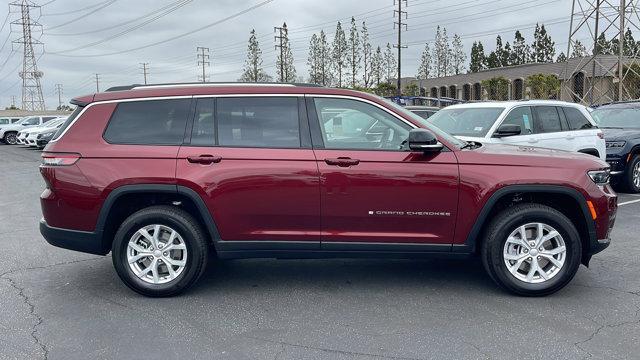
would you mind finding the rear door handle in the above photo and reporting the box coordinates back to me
[325,157,360,167]
[187,154,222,164]
[566,134,575,140]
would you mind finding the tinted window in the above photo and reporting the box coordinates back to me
[502,107,534,134]
[43,116,58,122]
[533,106,562,133]
[104,99,190,145]
[217,97,300,148]
[190,98,215,146]
[563,107,594,130]
[22,117,40,125]
[0,119,8,125]
[314,98,411,150]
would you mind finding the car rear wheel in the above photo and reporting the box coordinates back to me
[3,132,17,145]
[112,205,208,297]
[481,203,582,296]
[625,155,640,193]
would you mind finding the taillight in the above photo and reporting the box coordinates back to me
[41,152,81,166]
[597,131,604,139]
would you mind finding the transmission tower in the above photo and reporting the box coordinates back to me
[393,0,408,96]
[54,83,62,108]
[197,47,210,83]
[563,0,640,105]
[10,0,45,111]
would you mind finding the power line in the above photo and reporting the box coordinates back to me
[42,0,112,17]
[45,0,117,30]
[45,0,275,58]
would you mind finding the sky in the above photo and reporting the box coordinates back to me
[0,0,585,109]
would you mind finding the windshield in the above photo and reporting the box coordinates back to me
[426,107,505,137]
[44,119,65,128]
[591,107,640,128]
[381,98,467,148]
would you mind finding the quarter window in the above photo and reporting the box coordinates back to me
[217,97,300,148]
[562,107,594,130]
[533,106,563,133]
[501,107,533,134]
[103,99,191,145]
[313,98,411,150]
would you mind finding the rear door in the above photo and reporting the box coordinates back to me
[531,106,568,151]
[560,106,602,156]
[176,96,320,248]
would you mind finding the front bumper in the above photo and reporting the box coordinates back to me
[40,219,108,255]
[606,153,629,177]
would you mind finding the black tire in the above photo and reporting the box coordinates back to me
[624,155,640,194]
[481,203,582,297]
[112,205,208,297]
[3,132,17,145]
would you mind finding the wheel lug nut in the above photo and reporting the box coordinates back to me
[524,249,529,253]
[528,257,532,261]
[163,252,168,256]
[539,247,543,251]
[150,247,154,251]
[529,242,535,247]
[537,256,541,260]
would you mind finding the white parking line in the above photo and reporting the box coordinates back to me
[619,198,640,206]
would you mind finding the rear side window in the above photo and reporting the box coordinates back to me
[0,119,8,125]
[43,116,57,122]
[562,107,594,130]
[104,99,191,145]
[217,97,300,148]
[533,106,562,133]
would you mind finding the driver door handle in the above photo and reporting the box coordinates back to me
[324,157,360,167]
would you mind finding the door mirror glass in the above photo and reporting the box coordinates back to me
[494,124,521,137]
[408,129,443,152]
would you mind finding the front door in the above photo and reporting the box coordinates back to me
[308,96,459,248]
[177,96,320,248]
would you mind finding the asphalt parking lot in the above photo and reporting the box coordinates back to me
[1,144,638,360]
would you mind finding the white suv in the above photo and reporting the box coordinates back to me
[0,115,59,145]
[426,100,606,160]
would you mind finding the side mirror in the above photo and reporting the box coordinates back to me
[408,128,443,152]
[493,124,521,137]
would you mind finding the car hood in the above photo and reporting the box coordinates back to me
[457,142,608,168]
[0,124,33,132]
[27,126,58,135]
[601,127,640,142]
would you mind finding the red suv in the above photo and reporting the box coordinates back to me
[39,83,617,297]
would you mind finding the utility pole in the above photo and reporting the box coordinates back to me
[274,23,287,82]
[10,0,45,111]
[54,83,63,108]
[140,62,149,85]
[393,0,408,96]
[618,0,626,101]
[95,73,100,93]
[10,96,16,108]
[196,47,210,83]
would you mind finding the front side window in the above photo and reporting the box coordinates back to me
[0,118,9,125]
[217,97,300,148]
[427,107,505,137]
[22,117,40,126]
[562,107,594,130]
[501,106,534,134]
[103,99,191,145]
[533,106,563,133]
[314,98,410,150]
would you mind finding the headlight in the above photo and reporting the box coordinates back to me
[588,170,610,185]
[38,131,55,139]
[606,141,626,148]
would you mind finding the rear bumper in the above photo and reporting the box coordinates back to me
[39,219,108,255]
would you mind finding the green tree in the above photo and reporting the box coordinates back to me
[307,33,321,84]
[239,29,271,82]
[383,42,396,83]
[373,82,397,96]
[361,21,372,88]
[532,23,555,62]
[511,30,529,65]
[347,17,361,88]
[332,21,348,87]
[405,83,419,96]
[571,40,587,58]
[371,45,383,86]
[556,52,567,63]
[526,73,560,99]
[317,30,332,86]
[469,41,486,72]
[595,32,610,55]
[417,42,432,80]
[485,51,499,69]
[451,34,466,74]
[481,77,510,100]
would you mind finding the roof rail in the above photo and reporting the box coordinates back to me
[105,82,324,92]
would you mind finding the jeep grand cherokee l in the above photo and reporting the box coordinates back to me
[39,83,617,297]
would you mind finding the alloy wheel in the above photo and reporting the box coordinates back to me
[633,160,640,189]
[503,222,566,284]
[5,133,17,145]
[127,224,188,284]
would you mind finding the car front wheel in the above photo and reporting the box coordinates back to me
[481,203,582,296]
[112,205,208,297]
[625,155,640,193]
[3,132,17,145]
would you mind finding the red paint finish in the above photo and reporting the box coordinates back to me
[315,149,458,243]
[177,147,320,242]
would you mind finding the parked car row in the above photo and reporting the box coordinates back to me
[0,115,68,148]
[405,99,640,193]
